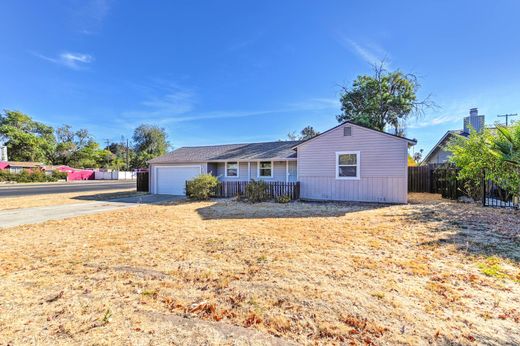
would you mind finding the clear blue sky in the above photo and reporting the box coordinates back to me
[1,1,520,155]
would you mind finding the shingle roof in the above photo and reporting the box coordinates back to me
[149,140,302,164]
[4,161,44,168]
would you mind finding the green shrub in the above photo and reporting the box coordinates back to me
[186,174,219,200]
[53,170,68,180]
[245,180,270,203]
[0,169,66,183]
[275,194,291,203]
[0,170,11,182]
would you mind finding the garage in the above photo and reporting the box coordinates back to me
[154,165,202,195]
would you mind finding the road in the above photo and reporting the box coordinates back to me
[0,181,136,197]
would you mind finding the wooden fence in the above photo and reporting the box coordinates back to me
[136,172,149,192]
[191,180,300,200]
[408,165,432,192]
[408,164,462,200]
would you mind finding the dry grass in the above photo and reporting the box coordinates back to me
[0,193,519,345]
[0,189,139,210]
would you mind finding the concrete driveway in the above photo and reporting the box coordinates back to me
[0,194,181,228]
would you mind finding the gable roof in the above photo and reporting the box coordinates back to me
[422,130,468,164]
[291,121,417,149]
[149,140,301,164]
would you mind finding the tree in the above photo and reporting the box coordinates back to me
[413,149,424,164]
[132,124,169,168]
[287,126,320,141]
[337,63,433,135]
[54,125,106,168]
[491,124,520,166]
[408,155,417,167]
[0,110,55,162]
[106,141,133,170]
[447,125,520,200]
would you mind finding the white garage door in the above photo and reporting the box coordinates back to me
[155,166,201,195]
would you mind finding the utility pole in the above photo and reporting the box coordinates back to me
[126,138,130,171]
[104,139,111,169]
[497,113,518,126]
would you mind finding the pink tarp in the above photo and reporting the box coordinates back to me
[0,162,9,170]
[67,170,95,181]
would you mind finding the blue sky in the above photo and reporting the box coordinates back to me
[1,1,520,155]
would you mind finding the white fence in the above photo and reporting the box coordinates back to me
[94,171,136,180]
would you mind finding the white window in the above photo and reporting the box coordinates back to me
[336,151,360,179]
[257,161,273,178]
[225,162,239,177]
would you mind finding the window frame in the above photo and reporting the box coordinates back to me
[225,161,239,178]
[335,151,360,180]
[257,160,273,178]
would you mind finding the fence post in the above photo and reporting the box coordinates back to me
[481,169,486,206]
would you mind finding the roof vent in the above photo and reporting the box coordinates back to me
[343,126,352,136]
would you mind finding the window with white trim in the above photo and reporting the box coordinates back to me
[258,161,272,177]
[336,151,360,179]
[225,162,238,177]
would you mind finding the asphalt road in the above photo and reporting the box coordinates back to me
[0,181,136,197]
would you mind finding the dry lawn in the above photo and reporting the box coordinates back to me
[0,189,140,210]
[0,193,519,345]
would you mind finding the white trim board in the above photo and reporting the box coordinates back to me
[335,151,360,180]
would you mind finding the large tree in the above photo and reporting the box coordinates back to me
[0,110,55,162]
[337,63,433,136]
[54,125,107,168]
[132,124,169,168]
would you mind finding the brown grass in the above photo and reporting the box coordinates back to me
[0,193,519,345]
[0,189,139,210]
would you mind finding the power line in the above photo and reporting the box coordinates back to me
[497,113,518,126]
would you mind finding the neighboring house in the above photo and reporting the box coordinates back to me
[423,108,485,164]
[0,161,44,174]
[148,121,416,203]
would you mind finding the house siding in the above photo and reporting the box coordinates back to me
[297,124,409,203]
[425,148,452,164]
[214,161,295,182]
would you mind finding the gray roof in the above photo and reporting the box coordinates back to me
[149,140,302,163]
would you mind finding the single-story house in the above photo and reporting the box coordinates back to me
[0,161,44,174]
[423,108,485,165]
[148,121,417,203]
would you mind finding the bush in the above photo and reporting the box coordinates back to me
[186,174,219,200]
[245,180,270,203]
[53,170,68,180]
[275,194,291,203]
[0,169,66,183]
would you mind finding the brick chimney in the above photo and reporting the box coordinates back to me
[463,108,485,134]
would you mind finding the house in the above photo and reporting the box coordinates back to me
[149,121,416,203]
[423,108,485,164]
[0,161,44,174]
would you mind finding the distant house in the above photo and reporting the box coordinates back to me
[148,121,416,203]
[423,108,485,165]
[0,161,44,174]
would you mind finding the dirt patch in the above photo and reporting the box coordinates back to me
[0,193,518,344]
